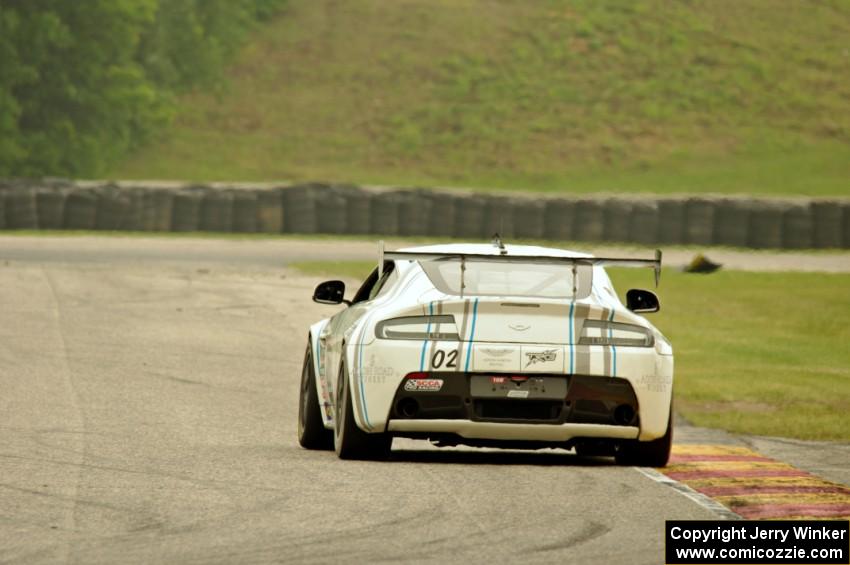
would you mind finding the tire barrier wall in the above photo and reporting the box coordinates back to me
[1,179,849,249]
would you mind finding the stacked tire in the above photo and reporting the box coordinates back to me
[64,187,99,230]
[748,202,786,249]
[284,184,322,234]
[95,184,133,230]
[812,201,843,249]
[344,186,372,235]
[256,187,285,234]
[36,187,67,230]
[232,190,259,233]
[714,199,751,248]
[4,184,39,229]
[512,198,545,240]
[370,191,401,236]
[1,180,850,251]
[629,200,659,245]
[573,199,605,242]
[657,199,686,245]
[171,186,206,232]
[428,191,458,238]
[782,203,813,249]
[603,198,633,243]
[543,198,576,242]
[684,198,715,246]
[398,190,433,237]
[455,193,488,239]
[483,195,514,239]
[200,188,233,232]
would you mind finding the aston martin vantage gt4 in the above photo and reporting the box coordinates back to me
[297,242,673,466]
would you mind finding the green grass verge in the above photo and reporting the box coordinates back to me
[293,260,374,280]
[112,0,850,196]
[290,260,850,441]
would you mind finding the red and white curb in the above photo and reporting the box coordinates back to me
[640,444,850,520]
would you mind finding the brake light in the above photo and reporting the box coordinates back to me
[405,372,429,380]
[376,315,460,341]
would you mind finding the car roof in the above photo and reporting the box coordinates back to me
[396,242,594,259]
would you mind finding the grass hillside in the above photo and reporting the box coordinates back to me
[113,0,850,196]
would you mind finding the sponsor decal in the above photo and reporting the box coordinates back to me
[490,376,507,384]
[474,344,521,371]
[637,373,671,393]
[524,348,558,368]
[361,355,394,384]
[480,347,513,357]
[404,378,444,392]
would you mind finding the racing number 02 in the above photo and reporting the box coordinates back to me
[431,349,458,369]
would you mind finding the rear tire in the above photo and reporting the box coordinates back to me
[334,361,392,460]
[297,343,333,450]
[615,402,673,467]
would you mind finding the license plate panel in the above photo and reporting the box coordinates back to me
[469,375,567,400]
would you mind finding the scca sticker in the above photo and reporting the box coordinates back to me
[404,379,444,392]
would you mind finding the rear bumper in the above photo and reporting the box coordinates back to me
[387,419,639,443]
[346,338,673,441]
[390,373,640,426]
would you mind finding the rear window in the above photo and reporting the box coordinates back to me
[418,259,593,299]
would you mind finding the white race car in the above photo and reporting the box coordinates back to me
[297,240,674,466]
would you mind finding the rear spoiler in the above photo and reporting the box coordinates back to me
[378,242,662,292]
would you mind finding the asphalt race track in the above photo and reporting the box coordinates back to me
[0,236,845,564]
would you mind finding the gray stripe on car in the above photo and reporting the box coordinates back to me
[427,301,442,370]
[601,308,612,376]
[574,304,592,374]
[455,299,470,371]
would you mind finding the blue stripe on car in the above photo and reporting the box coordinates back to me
[568,301,575,374]
[315,321,328,416]
[463,298,479,372]
[609,309,617,377]
[419,301,433,371]
[357,327,372,429]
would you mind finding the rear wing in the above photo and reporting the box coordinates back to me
[378,242,662,294]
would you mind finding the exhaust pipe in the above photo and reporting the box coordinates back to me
[613,404,636,425]
[397,398,419,419]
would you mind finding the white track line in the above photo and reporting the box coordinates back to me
[634,466,742,520]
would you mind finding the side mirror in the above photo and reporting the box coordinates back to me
[313,280,348,305]
[626,289,660,313]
